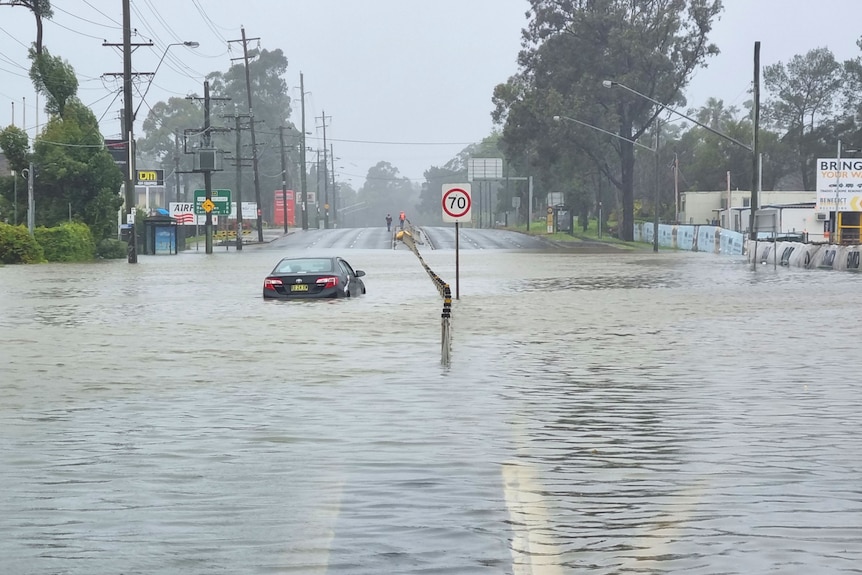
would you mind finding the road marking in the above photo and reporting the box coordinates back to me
[503,461,566,575]
[619,478,708,569]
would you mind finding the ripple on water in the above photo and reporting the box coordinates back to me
[1,249,861,573]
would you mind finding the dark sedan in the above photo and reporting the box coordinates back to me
[263,256,367,299]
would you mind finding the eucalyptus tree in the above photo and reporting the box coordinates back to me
[0,0,52,56]
[763,47,843,190]
[28,46,78,116]
[493,0,723,240]
[207,48,293,215]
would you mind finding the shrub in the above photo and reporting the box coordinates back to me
[0,222,44,264]
[96,238,127,259]
[34,222,96,262]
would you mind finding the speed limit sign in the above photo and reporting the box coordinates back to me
[442,184,472,223]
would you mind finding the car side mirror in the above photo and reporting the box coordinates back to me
[355,270,366,278]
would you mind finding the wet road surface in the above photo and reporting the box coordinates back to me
[2,228,861,574]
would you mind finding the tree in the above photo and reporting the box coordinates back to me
[137,96,204,198]
[763,47,844,190]
[33,102,123,239]
[493,0,723,240]
[0,125,31,224]
[28,46,78,116]
[0,0,52,56]
[0,125,30,173]
[356,161,416,226]
[207,48,293,217]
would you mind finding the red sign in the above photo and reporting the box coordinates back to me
[273,190,296,227]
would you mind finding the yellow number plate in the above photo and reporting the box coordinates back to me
[290,284,309,292]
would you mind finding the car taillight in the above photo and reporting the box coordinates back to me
[264,277,283,290]
[316,276,339,289]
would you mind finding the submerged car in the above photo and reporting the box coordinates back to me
[263,256,367,299]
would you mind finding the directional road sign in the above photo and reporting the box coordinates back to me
[194,189,231,215]
[442,184,472,223]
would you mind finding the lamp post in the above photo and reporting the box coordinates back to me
[11,169,18,226]
[553,114,660,252]
[602,79,758,238]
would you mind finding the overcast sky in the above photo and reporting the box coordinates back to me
[1,0,860,189]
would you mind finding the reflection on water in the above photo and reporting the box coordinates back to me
[2,247,862,574]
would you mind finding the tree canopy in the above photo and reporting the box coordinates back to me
[493,0,723,240]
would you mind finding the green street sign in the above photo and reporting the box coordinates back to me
[194,189,232,215]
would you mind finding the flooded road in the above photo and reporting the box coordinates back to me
[2,231,861,574]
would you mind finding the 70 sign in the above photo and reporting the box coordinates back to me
[442,184,472,223]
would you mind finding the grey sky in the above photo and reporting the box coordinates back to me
[1,0,860,189]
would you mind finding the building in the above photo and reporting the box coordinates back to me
[680,190,817,232]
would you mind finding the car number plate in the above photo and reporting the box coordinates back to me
[291,284,309,292]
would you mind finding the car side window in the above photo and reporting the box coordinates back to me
[339,260,353,277]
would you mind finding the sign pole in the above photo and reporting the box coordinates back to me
[442,183,472,300]
[455,222,460,300]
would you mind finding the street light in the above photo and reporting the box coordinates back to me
[601,81,752,151]
[602,79,758,239]
[553,114,661,252]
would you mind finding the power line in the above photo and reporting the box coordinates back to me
[81,0,123,26]
[51,5,121,29]
[329,137,476,146]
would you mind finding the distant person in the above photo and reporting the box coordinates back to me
[399,211,406,230]
[385,213,393,231]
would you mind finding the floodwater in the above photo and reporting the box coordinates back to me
[1,239,861,574]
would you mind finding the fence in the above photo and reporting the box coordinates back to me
[633,222,745,255]
[396,221,452,365]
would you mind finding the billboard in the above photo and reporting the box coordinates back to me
[169,202,216,225]
[273,190,296,227]
[816,158,862,212]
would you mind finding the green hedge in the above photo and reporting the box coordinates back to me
[34,222,96,262]
[0,222,44,264]
[96,238,127,259]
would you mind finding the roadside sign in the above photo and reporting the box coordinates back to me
[169,202,212,225]
[194,189,231,215]
[442,184,472,223]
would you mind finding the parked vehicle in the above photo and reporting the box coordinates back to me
[263,256,366,299]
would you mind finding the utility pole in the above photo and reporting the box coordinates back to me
[316,148,321,229]
[749,41,761,241]
[186,82,229,254]
[279,126,290,234]
[26,163,34,235]
[300,72,308,231]
[221,109,252,250]
[330,142,337,228]
[320,111,330,229]
[174,130,182,203]
[229,27,263,242]
[235,113,245,250]
[203,81,214,254]
[103,0,152,262]
[653,118,660,253]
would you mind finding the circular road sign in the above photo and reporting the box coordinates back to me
[442,185,472,222]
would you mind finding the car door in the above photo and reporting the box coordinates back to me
[338,259,358,295]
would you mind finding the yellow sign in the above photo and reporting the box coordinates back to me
[852,196,862,211]
[202,199,215,213]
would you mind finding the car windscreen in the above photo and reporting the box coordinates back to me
[274,258,334,274]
